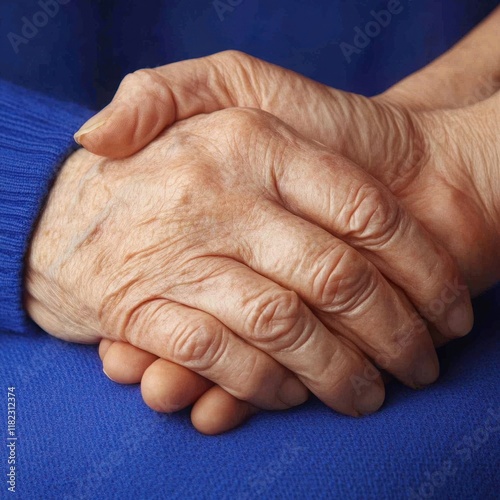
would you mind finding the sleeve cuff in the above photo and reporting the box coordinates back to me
[0,79,94,334]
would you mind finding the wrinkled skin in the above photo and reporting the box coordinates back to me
[27,105,476,416]
[76,50,500,294]
[79,48,500,434]
[31,43,500,433]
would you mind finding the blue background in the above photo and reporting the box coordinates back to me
[0,0,499,498]
[1,0,498,107]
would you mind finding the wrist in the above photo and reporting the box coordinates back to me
[454,93,500,240]
[490,95,500,223]
[419,102,500,294]
[25,148,103,342]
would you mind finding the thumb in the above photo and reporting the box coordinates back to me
[74,50,372,159]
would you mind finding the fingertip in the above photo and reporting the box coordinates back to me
[429,290,474,343]
[74,108,112,148]
[191,387,258,435]
[412,351,440,388]
[352,375,386,416]
[277,376,309,408]
[75,97,168,159]
[445,294,474,338]
[75,124,127,159]
[102,341,158,385]
[141,359,213,413]
[76,121,147,159]
[74,107,135,158]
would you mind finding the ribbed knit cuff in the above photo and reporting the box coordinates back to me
[0,79,93,335]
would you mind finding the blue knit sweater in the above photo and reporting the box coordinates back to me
[0,0,498,334]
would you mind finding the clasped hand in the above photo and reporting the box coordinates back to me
[27,51,500,433]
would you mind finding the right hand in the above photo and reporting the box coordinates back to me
[26,107,467,425]
[87,8,500,433]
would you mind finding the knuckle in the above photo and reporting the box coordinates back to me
[214,49,253,68]
[169,319,224,370]
[218,107,268,130]
[245,290,305,350]
[313,246,378,315]
[128,68,159,86]
[120,68,168,100]
[167,161,222,211]
[340,182,403,249]
[212,108,275,164]
[176,161,212,187]
[112,298,163,344]
[208,50,263,110]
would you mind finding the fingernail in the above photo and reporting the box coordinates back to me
[446,300,474,337]
[74,116,108,144]
[413,354,439,387]
[278,377,309,407]
[102,368,116,382]
[354,382,385,415]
